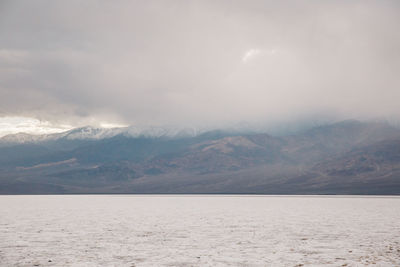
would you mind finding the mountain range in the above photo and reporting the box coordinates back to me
[0,120,399,194]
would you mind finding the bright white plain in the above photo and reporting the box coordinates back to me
[0,195,399,266]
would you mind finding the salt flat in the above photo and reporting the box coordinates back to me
[0,195,399,266]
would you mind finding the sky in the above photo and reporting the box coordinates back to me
[0,0,399,136]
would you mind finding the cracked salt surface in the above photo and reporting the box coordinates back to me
[0,195,399,266]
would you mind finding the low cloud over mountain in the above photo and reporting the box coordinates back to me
[1,1,400,128]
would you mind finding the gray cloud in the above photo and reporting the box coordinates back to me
[0,0,399,128]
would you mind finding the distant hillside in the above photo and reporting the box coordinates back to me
[0,120,399,194]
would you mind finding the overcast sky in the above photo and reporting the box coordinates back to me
[0,0,399,134]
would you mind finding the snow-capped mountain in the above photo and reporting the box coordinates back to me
[0,127,120,145]
[62,126,126,140]
[124,126,198,139]
[0,125,200,146]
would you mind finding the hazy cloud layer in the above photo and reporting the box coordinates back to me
[0,0,399,128]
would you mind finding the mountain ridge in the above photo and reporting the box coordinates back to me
[1,120,399,194]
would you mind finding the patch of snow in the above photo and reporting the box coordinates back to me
[0,126,200,145]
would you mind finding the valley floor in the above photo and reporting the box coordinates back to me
[1,195,399,266]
